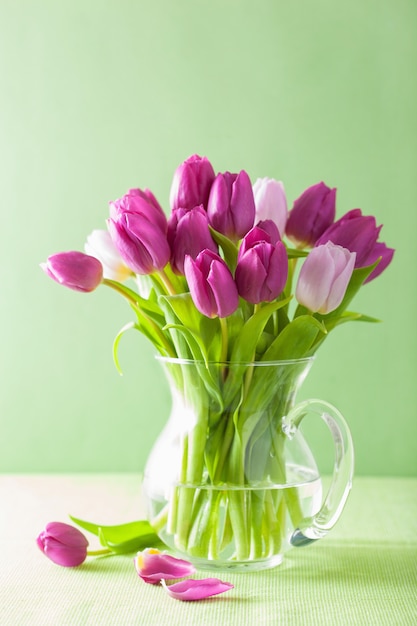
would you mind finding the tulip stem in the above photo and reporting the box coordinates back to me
[156,268,177,296]
[86,548,113,557]
[219,317,229,363]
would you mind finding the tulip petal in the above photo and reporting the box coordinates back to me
[134,548,196,584]
[161,578,234,601]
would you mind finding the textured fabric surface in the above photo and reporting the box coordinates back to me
[1,475,416,625]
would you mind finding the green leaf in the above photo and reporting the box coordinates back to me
[112,321,139,375]
[209,226,239,269]
[262,315,327,361]
[69,516,163,554]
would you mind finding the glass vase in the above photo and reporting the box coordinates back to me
[143,357,354,571]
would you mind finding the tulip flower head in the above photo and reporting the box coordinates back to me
[110,188,167,234]
[235,224,288,304]
[108,209,170,275]
[184,249,239,318]
[85,229,132,282]
[286,182,336,248]
[170,154,216,211]
[37,522,88,567]
[41,251,103,293]
[167,205,218,275]
[315,208,393,275]
[253,177,288,238]
[363,241,395,284]
[296,242,356,314]
[207,170,256,241]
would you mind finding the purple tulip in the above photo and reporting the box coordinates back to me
[108,207,170,275]
[170,154,216,211]
[235,224,288,304]
[85,229,132,282]
[37,522,88,567]
[207,170,256,241]
[184,249,239,318]
[110,188,167,234]
[161,578,234,601]
[363,241,395,283]
[286,182,336,248]
[167,205,218,274]
[315,208,387,269]
[134,548,195,584]
[253,177,288,238]
[296,242,356,314]
[41,251,103,292]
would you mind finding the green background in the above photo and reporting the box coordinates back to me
[1,0,415,476]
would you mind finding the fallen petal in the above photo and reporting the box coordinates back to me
[134,548,195,584]
[161,577,234,601]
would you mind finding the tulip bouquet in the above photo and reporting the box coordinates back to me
[42,154,394,566]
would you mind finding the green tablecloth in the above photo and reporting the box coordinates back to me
[1,475,416,625]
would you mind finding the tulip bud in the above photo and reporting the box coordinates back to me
[170,154,216,211]
[41,251,103,292]
[286,182,336,248]
[315,208,382,268]
[37,522,88,567]
[167,205,218,274]
[85,229,132,282]
[110,188,167,234]
[108,210,170,275]
[296,242,356,314]
[252,177,288,237]
[184,249,239,318]
[207,170,256,241]
[134,547,195,584]
[235,225,288,304]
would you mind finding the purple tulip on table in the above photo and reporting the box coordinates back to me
[37,522,89,567]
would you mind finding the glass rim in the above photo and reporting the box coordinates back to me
[155,355,315,366]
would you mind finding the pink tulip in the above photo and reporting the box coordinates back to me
[184,249,239,318]
[252,177,288,237]
[134,548,195,584]
[170,154,216,211]
[37,522,88,567]
[235,224,288,304]
[167,205,218,274]
[286,182,336,248]
[108,211,170,275]
[110,188,167,234]
[41,251,103,292]
[207,170,256,241]
[161,578,234,601]
[85,229,132,282]
[296,242,356,314]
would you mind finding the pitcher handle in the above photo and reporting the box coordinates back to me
[282,398,354,547]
